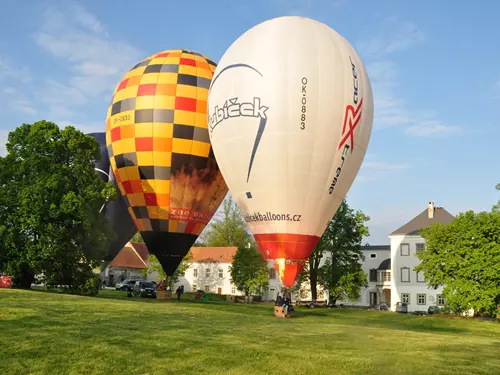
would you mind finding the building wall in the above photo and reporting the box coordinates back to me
[390,235,445,312]
[335,247,391,306]
[173,261,242,295]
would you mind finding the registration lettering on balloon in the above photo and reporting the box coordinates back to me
[300,77,307,130]
[113,114,131,125]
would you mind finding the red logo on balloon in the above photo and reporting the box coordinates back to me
[337,98,363,152]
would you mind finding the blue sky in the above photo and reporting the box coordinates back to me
[0,0,499,244]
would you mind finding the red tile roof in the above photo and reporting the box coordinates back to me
[190,247,238,263]
[131,242,150,262]
[109,245,147,269]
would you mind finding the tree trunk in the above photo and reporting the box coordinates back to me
[310,270,317,300]
[13,262,35,289]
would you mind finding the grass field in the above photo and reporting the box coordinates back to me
[1,289,500,375]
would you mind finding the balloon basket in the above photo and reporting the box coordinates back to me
[274,306,293,319]
[156,290,172,301]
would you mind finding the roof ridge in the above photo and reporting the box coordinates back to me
[129,243,148,267]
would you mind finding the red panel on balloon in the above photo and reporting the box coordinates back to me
[254,233,320,287]
[254,233,320,260]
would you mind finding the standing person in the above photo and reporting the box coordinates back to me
[176,286,183,301]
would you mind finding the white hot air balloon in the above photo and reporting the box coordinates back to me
[207,16,374,287]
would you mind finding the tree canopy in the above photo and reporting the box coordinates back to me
[0,121,116,294]
[416,208,500,317]
[199,197,253,248]
[301,200,370,302]
[229,244,269,297]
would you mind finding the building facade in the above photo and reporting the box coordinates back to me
[105,201,454,313]
[389,201,454,312]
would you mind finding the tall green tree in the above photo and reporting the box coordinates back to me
[141,252,193,288]
[0,121,116,293]
[200,196,253,248]
[229,244,269,298]
[415,207,500,317]
[312,200,370,302]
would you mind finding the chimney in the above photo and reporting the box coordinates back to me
[428,201,434,219]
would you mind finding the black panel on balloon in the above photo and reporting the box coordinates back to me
[141,231,198,276]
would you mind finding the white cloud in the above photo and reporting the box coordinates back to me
[358,18,460,136]
[363,161,410,170]
[357,17,424,58]
[406,120,462,136]
[0,58,32,83]
[34,0,142,116]
[11,99,38,115]
[355,157,411,184]
[3,87,17,94]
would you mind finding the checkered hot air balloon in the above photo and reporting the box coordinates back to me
[105,49,229,276]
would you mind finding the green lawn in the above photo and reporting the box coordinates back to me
[1,289,499,375]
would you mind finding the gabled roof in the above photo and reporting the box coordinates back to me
[109,244,148,269]
[190,247,238,263]
[390,204,454,236]
[130,242,150,262]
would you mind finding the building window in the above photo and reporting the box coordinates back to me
[416,243,425,253]
[370,253,377,259]
[416,271,426,283]
[205,285,210,292]
[369,269,377,282]
[437,294,445,306]
[401,267,410,282]
[382,271,391,282]
[401,293,410,303]
[400,243,410,256]
[206,269,210,278]
[269,268,276,279]
[192,284,197,291]
[193,269,198,277]
[417,293,426,305]
[218,269,223,278]
[231,286,236,294]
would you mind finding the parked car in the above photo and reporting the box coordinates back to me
[133,280,156,298]
[395,301,408,313]
[115,279,136,291]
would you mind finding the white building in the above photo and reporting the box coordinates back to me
[354,245,391,307]
[102,241,160,286]
[389,201,454,312]
[174,247,239,295]
[104,201,455,313]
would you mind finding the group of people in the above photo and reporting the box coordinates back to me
[275,294,294,315]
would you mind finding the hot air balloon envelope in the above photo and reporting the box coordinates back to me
[87,132,137,260]
[207,16,374,287]
[106,49,228,275]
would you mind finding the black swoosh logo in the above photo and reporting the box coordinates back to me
[209,63,266,183]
